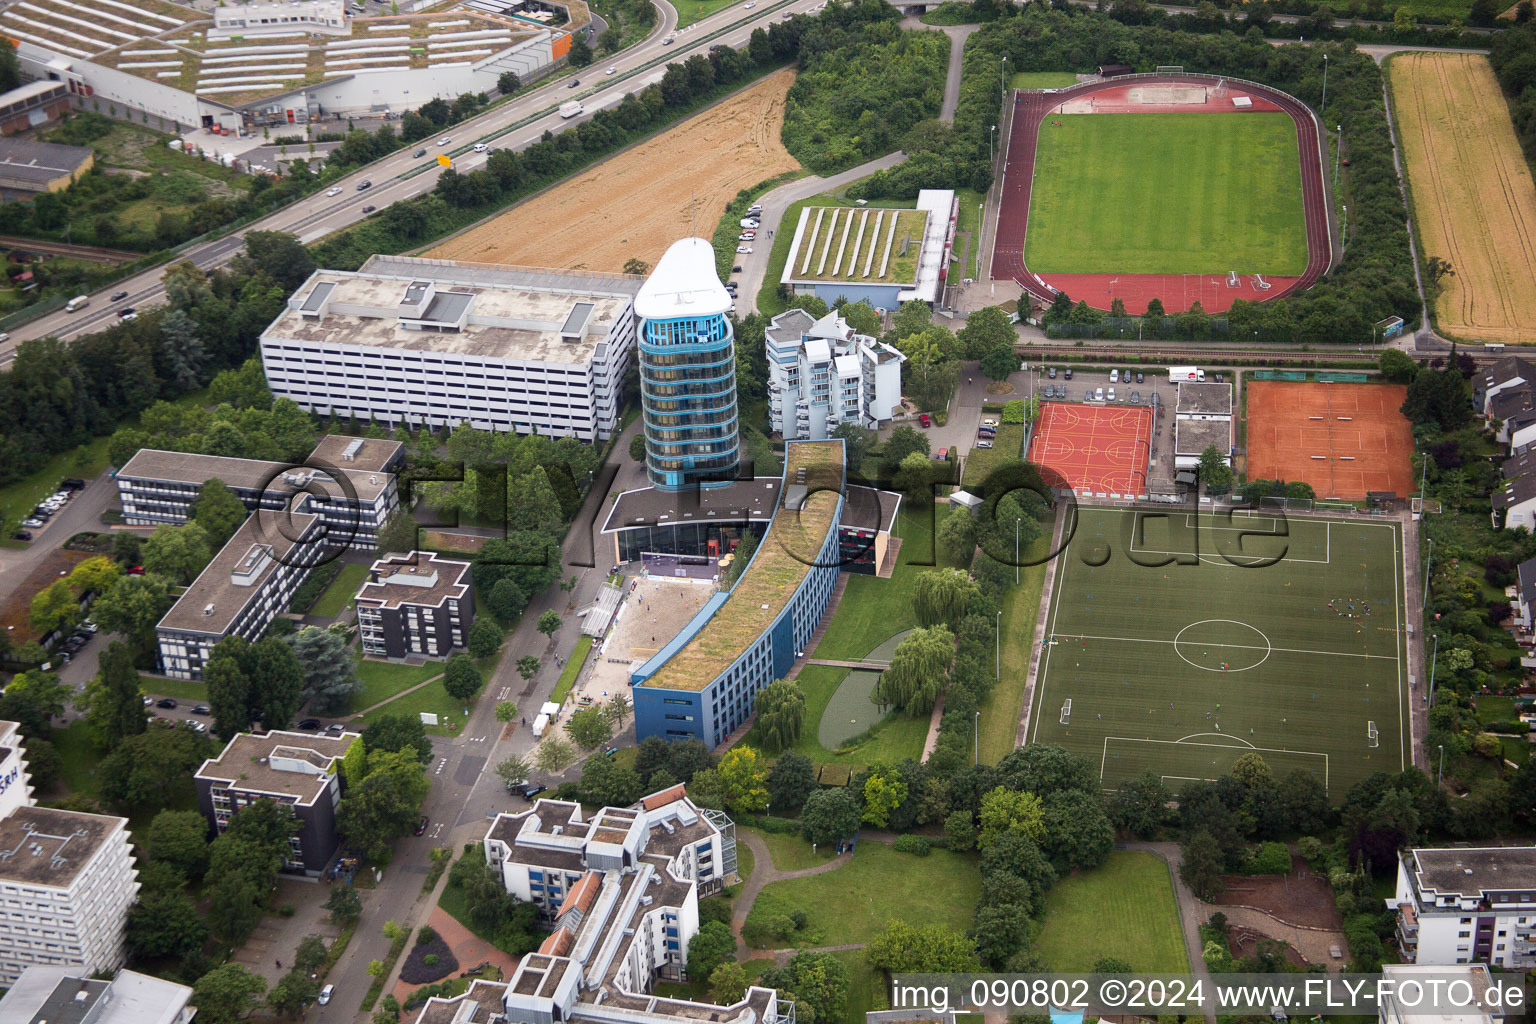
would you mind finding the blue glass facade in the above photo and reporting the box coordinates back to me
[640,311,739,490]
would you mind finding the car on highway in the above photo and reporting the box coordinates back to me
[361,205,376,213]
[745,1,755,6]
[437,136,452,146]
[567,78,580,87]
[662,35,674,43]
[157,699,177,709]
[736,245,752,254]
[356,179,372,190]
[326,186,343,197]
[118,307,137,319]
[473,142,488,153]
[414,815,429,836]
[414,148,427,157]
[110,291,129,302]
[606,66,617,74]
[298,718,323,730]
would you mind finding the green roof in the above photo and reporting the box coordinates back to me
[785,207,928,285]
[642,441,845,692]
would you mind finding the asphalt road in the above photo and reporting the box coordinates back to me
[0,0,822,364]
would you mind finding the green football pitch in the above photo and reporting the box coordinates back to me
[1027,507,1409,797]
[1023,112,1309,276]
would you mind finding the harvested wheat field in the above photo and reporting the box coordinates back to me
[428,70,800,271]
[1390,52,1536,343]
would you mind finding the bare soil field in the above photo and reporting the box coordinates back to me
[1214,860,1343,931]
[1390,53,1536,343]
[427,70,800,272]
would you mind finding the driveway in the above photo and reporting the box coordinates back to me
[0,469,118,606]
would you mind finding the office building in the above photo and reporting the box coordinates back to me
[0,140,93,197]
[154,502,327,680]
[355,551,474,660]
[423,786,789,1024]
[193,728,360,875]
[0,722,139,987]
[0,965,195,1024]
[636,238,739,490]
[1390,845,1536,968]
[779,190,957,309]
[116,434,403,549]
[631,441,845,747]
[262,256,641,442]
[766,307,905,440]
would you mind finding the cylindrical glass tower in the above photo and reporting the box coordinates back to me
[635,238,740,490]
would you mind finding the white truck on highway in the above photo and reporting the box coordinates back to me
[1168,365,1205,382]
[559,100,583,119]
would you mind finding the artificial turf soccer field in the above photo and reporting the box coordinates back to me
[1027,507,1409,797]
[1023,113,1310,276]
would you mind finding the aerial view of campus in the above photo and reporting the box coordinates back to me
[0,0,1534,1019]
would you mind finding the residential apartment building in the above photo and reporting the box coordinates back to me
[1378,964,1508,1024]
[637,238,739,490]
[1390,845,1536,969]
[766,308,905,440]
[0,965,195,1024]
[427,786,790,1024]
[194,729,360,876]
[116,434,403,550]
[154,502,327,680]
[355,551,474,660]
[261,256,641,442]
[0,723,138,986]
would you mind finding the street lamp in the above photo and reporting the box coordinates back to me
[1333,123,1342,189]
[974,710,980,764]
[1437,744,1445,787]
[1321,53,1329,117]
[1015,517,1021,585]
[995,609,1001,679]
[1001,55,1007,102]
[1428,633,1439,706]
[989,124,996,164]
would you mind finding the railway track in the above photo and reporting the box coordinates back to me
[1018,343,1381,364]
[0,235,143,265]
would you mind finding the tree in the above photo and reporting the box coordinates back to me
[716,747,769,813]
[192,479,248,549]
[766,750,816,810]
[722,528,759,589]
[1198,446,1233,496]
[363,712,433,763]
[1109,772,1170,839]
[29,579,78,635]
[143,522,213,584]
[623,257,651,276]
[337,748,432,860]
[801,787,861,846]
[1379,349,1418,383]
[113,531,143,567]
[496,700,520,724]
[192,964,267,1024]
[498,69,522,93]
[861,764,908,827]
[376,506,419,555]
[685,919,735,979]
[709,961,749,1004]
[0,672,68,738]
[90,573,176,650]
[892,450,936,504]
[882,625,954,713]
[760,951,849,1024]
[913,568,979,628]
[936,505,979,568]
[884,424,931,466]
[443,653,484,701]
[66,556,121,597]
[568,32,593,67]
[247,636,304,729]
[629,432,648,462]
[535,737,578,774]
[77,641,147,749]
[945,809,977,850]
[1179,830,1226,901]
[1230,752,1273,789]
[829,423,873,475]
[127,886,208,960]
[100,728,213,807]
[567,705,613,748]
[978,787,1044,848]
[325,884,362,924]
[1425,255,1455,293]
[866,920,981,974]
[496,754,531,790]
[147,808,210,879]
[467,617,504,659]
[579,753,643,806]
[268,969,321,1018]
[537,610,562,638]
[288,626,361,714]
[237,231,315,291]
[605,691,631,729]
[754,679,806,750]
[487,577,528,622]
[980,342,1021,383]
[1040,789,1114,870]
[957,305,1016,359]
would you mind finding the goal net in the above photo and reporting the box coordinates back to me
[1368,721,1379,749]
[1060,699,1073,726]
[1156,65,1184,73]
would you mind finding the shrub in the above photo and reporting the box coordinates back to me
[1001,400,1028,424]
[892,834,932,856]
[755,815,799,834]
[417,926,437,945]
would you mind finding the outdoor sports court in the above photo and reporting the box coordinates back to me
[1246,381,1415,500]
[1028,506,1408,797]
[1028,402,1152,497]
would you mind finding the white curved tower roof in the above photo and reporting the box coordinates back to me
[634,237,732,320]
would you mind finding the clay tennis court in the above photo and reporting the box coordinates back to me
[1028,402,1153,497]
[1246,381,1414,500]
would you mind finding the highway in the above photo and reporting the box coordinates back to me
[0,0,821,363]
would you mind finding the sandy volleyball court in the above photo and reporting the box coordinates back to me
[1390,53,1536,343]
[427,69,800,271]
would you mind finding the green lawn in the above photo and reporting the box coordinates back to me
[735,827,756,883]
[743,664,928,765]
[52,721,103,802]
[1028,508,1408,796]
[978,556,1046,765]
[1032,850,1189,972]
[358,675,466,734]
[1025,112,1308,276]
[142,678,210,702]
[351,656,445,712]
[438,849,498,946]
[551,635,593,704]
[743,825,838,872]
[960,424,1027,489]
[745,842,980,948]
[672,0,742,28]
[310,563,371,618]
[1010,71,1079,89]
[831,949,888,1024]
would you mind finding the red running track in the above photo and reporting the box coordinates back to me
[990,76,1333,315]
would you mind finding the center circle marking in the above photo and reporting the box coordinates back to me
[1173,619,1272,673]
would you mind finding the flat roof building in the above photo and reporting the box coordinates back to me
[356,551,475,660]
[0,966,194,1024]
[1390,845,1536,970]
[766,308,905,441]
[0,81,73,137]
[0,139,93,197]
[779,190,956,309]
[1174,380,1234,470]
[194,729,361,875]
[262,256,641,442]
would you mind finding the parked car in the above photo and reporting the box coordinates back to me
[143,695,153,706]
[192,705,211,715]
[11,531,31,541]
[739,218,759,229]
[520,784,547,800]
[1214,372,1225,383]
[414,815,429,836]
[738,232,755,241]
[1129,390,1141,404]
[318,985,335,1006]
[326,186,343,197]
[325,723,346,736]
[79,620,98,633]
[981,417,997,427]
[736,246,752,254]
[1107,387,1116,401]
[21,518,43,529]
[1063,367,1073,379]
[1135,370,1145,384]
[127,565,145,575]
[61,478,85,490]
[976,439,994,449]
[936,446,948,460]
[187,720,208,733]
[157,698,177,709]
[1108,369,1119,384]
[298,717,322,730]
[918,413,932,427]
[1048,366,1057,378]
[1094,387,1105,401]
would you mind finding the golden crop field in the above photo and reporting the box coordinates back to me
[1390,52,1536,343]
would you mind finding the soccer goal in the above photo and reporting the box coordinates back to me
[1060,699,1073,726]
[1368,721,1379,749]
[1156,65,1185,73]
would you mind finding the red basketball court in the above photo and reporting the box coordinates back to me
[1028,403,1154,497]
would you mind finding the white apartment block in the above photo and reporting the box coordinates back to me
[766,308,905,440]
[0,723,139,986]
[1378,965,1507,1024]
[155,502,327,680]
[1391,845,1536,969]
[0,965,195,1024]
[211,0,348,38]
[116,435,403,550]
[261,256,642,442]
[420,786,790,1024]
